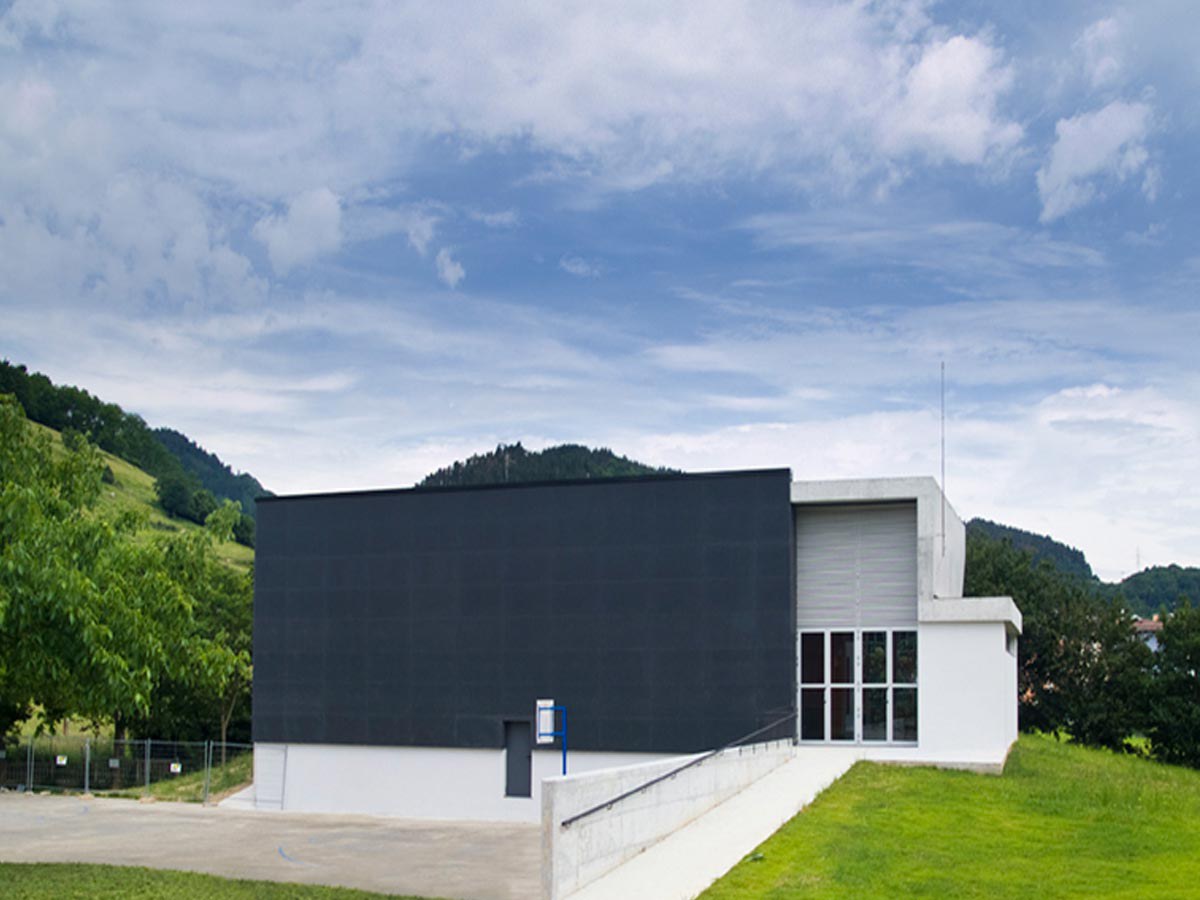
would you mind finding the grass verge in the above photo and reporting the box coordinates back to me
[0,863,429,899]
[702,733,1200,899]
[98,751,253,803]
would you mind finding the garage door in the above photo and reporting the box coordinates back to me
[795,502,917,629]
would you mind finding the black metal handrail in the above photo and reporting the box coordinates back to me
[559,711,797,829]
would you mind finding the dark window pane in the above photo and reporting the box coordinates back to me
[863,688,887,741]
[801,633,825,685]
[893,631,917,684]
[863,632,887,683]
[831,632,855,684]
[893,688,918,742]
[831,688,855,741]
[801,688,825,740]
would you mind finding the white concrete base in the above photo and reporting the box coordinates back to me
[254,742,673,823]
[566,747,859,900]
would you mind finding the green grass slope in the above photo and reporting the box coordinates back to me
[32,420,253,571]
[703,733,1200,899]
[0,863,427,899]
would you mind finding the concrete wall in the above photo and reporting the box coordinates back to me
[541,739,794,900]
[790,476,965,603]
[860,617,1017,770]
[253,743,672,822]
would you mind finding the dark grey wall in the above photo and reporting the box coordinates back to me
[253,470,795,754]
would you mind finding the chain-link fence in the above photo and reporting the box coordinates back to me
[0,735,253,805]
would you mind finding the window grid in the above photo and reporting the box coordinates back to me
[798,628,917,745]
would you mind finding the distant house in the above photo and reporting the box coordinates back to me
[1134,616,1163,652]
[249,471,1021,820]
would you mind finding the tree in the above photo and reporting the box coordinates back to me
[233,513,255,548]
[1,397,252,742]
[155,471,194,519]
[126,518,253,747]
[1146,603,1200,767]
[189,488,218,524]
[0,396,189,730]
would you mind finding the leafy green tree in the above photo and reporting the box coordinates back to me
[1146,603,1200,767]
[1,397,252,742]
[189,488,218,524]
[0,396,189,730]
[155,471,195,519]
[127,519,252,746]
[233,513,255,548]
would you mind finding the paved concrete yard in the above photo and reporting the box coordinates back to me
[0,792,539,899]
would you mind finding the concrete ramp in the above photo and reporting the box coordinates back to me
[567,747,859,900]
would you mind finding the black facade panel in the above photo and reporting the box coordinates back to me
[253,469,795,754]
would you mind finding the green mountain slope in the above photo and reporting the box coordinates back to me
[31,419,253,572]
[420,441,675,487]
[1,360,269,517]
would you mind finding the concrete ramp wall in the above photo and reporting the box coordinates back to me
[541,739,794,900]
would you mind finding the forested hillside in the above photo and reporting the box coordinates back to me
[0,361,268,533]
[1,360,183,482]
[966,518,1096,581]
[1116,565,1200,616]
[420,441,674,486]
[154,427,269,516]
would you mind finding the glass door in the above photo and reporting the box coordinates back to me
[798,629,917,744]
[829,632,855,741]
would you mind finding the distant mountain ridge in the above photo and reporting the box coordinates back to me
[966,518,1096,581]
[966,517,1196,615]
[420,441,675,487]
[0,360,270,517]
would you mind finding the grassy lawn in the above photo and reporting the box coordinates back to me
[703,733,1200,899]
[0,863,422,899]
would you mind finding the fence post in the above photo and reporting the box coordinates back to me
[84,738,91,794]
[26,738,33,791]
[203,740,212,806]
[144,739,151,790]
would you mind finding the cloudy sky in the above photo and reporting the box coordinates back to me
[2,1,1197,580]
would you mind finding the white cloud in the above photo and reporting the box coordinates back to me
[435,247,465,288]
[1037,100,1154,222]
[0,2,1029,308]
[559,255,603,278]
[1076,18,1123,88]
[347,1,1023,191]
[401,211,437,256]
[884,35,1022,165]
[252,188,342,275]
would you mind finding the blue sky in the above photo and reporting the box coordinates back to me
[2,1,1197,580]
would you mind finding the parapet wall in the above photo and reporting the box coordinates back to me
[541,739,794,900]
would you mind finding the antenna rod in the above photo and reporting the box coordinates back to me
[940,361,946,558]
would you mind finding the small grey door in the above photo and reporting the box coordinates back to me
[504,721,532,797]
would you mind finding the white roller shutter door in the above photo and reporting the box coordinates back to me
[795,502,917,629]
